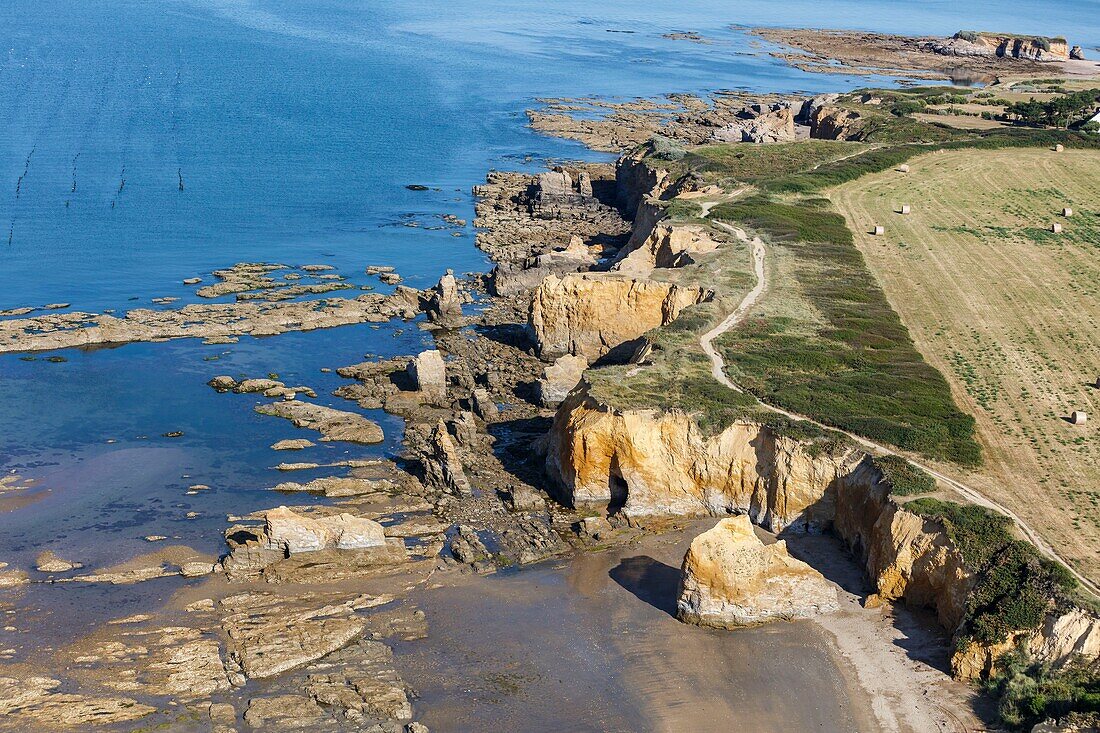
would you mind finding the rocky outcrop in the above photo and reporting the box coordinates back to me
[810,106,864,141]
[34,550,82,573]
[424,269,464,325]
[546,385,1100,679]
[677,516,838,628]
[263,506,387,554]
[0,676,157,729]
[490,235,597,296]
[536,354,587,407]
[612,222,722,276]
[616,145,672,217]
[797,93,840,123]
[422,419,472,495]
[712,103,797,144]
[406,349,447,404]
[952,608,1100,681]
[528,273,712,363]
[928,33,1069,62]
[0,289,423,354]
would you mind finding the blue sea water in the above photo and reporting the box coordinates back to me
[1,0,1098,641]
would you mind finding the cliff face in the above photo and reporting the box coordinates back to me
[527,273,712,363]
[546,385,1100,678]
[832,468,973,629]
[810,106,864,141]
[545,387,860,530]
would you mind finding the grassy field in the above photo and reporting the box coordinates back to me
[707,194,981,465]
[830,148,1100,580]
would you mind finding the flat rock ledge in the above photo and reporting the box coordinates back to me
[676,516,838,628]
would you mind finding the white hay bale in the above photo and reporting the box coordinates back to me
[873,225,885,236]
[900,205,911,215]
[897,164,910,173]
[1051,222,1063,233]
[1070,411,1088,425]
[1063,207,1074,217]
[1054,144,1065,152]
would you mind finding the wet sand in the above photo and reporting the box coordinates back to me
[394,522,881,733]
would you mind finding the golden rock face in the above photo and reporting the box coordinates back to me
[528,272,711,363]
[676,515,839,628]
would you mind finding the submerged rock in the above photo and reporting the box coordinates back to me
[271,438,315,450]
[34,550,83,573]
[0,676,157,728]
[677,516,838,628]
[243,694,325,728]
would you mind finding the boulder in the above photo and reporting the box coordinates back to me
[677,515,838,628]
[449,525,489,564]
[471,388,498,421]
[406,350,447,404]
[536,354,588,407]
[506,485,547,512]
[264,506,387,554]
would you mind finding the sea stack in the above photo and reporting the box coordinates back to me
[676,516,839,628]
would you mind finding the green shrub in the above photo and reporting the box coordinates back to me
[905,499,1077,649]
[985,648,1100,729]
[873,455,936,496]
[648,134,687,161]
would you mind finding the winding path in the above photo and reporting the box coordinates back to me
[702,219,1100,599]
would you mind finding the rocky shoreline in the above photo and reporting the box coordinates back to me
[3,51,1099,732]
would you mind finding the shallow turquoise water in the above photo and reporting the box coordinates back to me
[0,0,1097,642]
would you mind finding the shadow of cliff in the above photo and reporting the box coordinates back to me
[485,415,555,491]
[608,555,681,618]
[780,531,958,678]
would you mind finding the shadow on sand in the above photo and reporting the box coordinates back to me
[608,555,681,618]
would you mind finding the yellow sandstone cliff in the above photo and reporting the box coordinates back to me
[545,383,1100,679]
[527,273,711,363]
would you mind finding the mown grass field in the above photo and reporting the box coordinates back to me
[831,148,1100,580]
